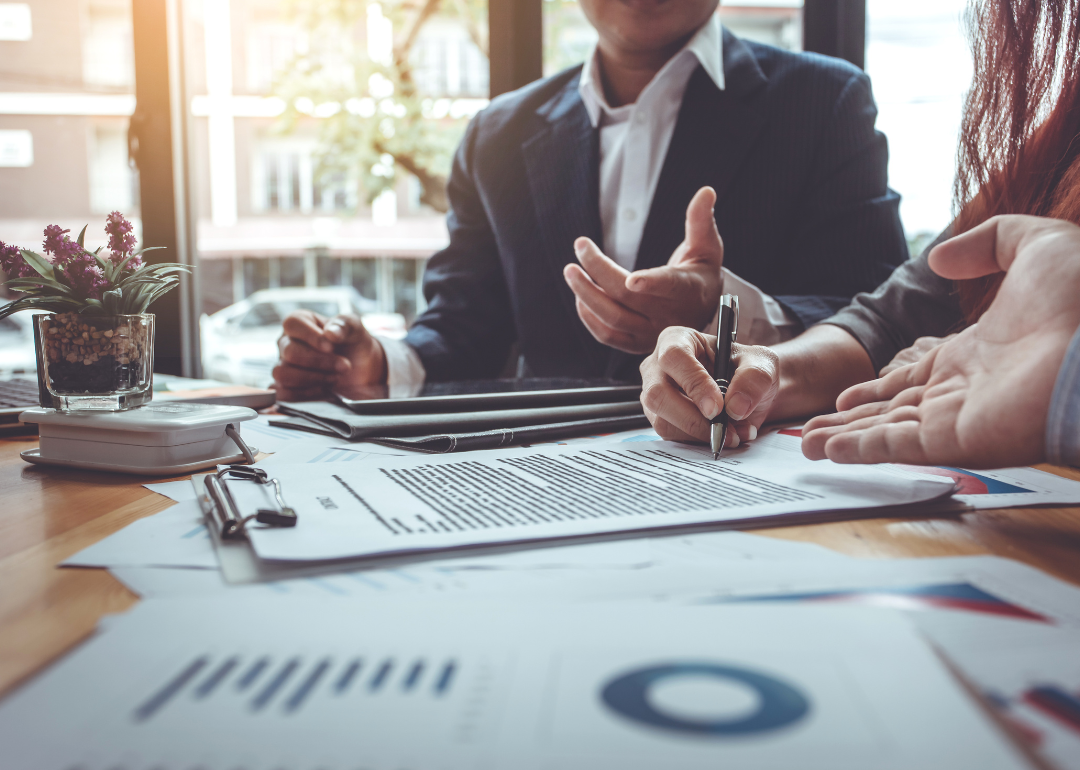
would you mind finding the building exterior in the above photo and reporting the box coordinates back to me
[0,0,138,254]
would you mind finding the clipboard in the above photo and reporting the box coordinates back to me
[199,465,298,540]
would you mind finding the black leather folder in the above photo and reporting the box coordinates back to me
[274,399,646,442]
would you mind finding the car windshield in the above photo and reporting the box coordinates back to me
[236,300,340,329]
[293,301,339,318]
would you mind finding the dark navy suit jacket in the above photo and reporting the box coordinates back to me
[405,29,908,382]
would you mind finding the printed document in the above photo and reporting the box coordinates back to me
[238,437,954,561]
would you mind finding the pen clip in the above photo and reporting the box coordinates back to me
[717,294,739,344]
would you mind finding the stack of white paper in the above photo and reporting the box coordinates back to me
[39,423,1080,770]
[71,503,848,598]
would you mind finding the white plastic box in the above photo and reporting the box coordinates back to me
[19,402,259,475]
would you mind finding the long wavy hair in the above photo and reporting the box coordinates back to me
[953,0,1080,320]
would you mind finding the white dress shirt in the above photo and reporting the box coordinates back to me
[578,14,797,345]
[382,15,796,389]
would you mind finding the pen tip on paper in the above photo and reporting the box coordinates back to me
[713,451,720,461]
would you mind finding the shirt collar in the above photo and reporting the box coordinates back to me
[578,14,725,128]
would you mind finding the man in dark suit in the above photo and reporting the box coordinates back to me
[273,0,907,399]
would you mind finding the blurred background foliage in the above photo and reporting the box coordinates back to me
[274,0,489,214]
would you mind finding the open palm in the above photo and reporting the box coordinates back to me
[564,187,723,354]
[802,215,1080,468]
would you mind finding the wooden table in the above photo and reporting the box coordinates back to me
[3,432,1080,700]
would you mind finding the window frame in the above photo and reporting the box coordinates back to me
[131,0,199,376]
[803,0,867,69]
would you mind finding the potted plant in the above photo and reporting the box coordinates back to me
[0,213,188,411]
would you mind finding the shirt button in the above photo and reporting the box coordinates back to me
[623,208,637,222]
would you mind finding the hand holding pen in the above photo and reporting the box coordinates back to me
[638,310,780,449]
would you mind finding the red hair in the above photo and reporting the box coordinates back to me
[953,0,1080,320]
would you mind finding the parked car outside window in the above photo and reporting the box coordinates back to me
[200,287,406,387]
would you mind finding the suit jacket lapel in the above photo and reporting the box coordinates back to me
[522,74,607,363]
[634,29,770,273]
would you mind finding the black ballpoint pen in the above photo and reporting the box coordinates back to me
[711,294,739,460]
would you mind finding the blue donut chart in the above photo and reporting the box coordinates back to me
[600,662,810,736]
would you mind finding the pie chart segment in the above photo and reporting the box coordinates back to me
[600,662,810,736]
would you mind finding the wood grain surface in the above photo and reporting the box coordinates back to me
[2,432,1079,699]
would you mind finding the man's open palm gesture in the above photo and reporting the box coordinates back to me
[563,186,724,354]
[802,215,1080,468]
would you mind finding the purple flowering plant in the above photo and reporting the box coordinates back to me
[0,212,188,319]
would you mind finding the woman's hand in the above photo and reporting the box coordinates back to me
[802,215,1080,468]
[879,334,957,376]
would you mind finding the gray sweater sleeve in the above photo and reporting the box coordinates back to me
[820,230,965,373]
[1047,326,1080,468]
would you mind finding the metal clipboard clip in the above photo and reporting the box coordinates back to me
[203,465,298,540]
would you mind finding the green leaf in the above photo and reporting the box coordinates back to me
[51,264,75,290]
[3,277,48,289]
[125,283,152,311]
[131,263,189,277]
[0,295,82,319]
[75,225,88,249]
[116,265,189,291]
[101,288,124,315]
[111,252,138,275]
[4,276,74,295]
[19,249,56,281]
[137,280,180,313]
[0,298,33,320]
[124,272,186,285]
[118,263,155,281]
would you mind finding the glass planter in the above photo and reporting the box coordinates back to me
[34,313,154,411]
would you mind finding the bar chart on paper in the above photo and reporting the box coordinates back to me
[986,680,1080,769]
[645,556,1080,627]
[18,643,505,768]
[710,582,1048,621]
[132,652,464,721]
[917,614,1080,770]
[981,668,1080,769]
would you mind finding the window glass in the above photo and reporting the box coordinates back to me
[543,0,804,78]
[184,0,487,386]
[0,0,140,376]
[866,0,972,255]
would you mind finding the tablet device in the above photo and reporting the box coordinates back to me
[337,377,640,414]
